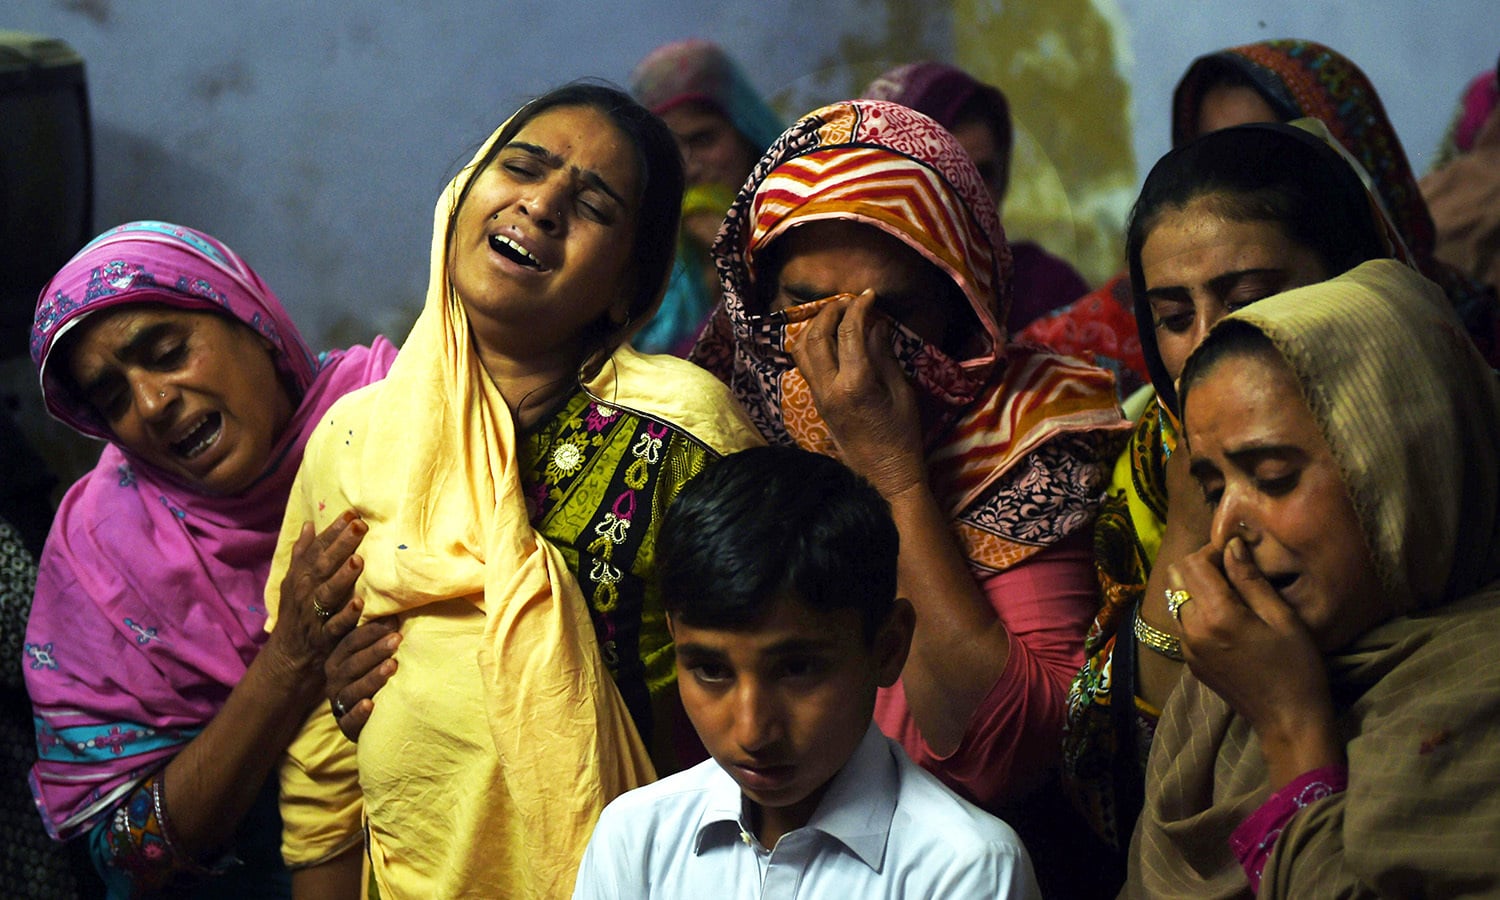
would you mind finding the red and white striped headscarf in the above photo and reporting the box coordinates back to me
[692,100,1125,572]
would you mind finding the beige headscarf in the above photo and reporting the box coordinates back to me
[1126,259,1500,897]
[268,106,758,896]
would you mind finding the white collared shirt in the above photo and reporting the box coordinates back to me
[573,723,1040,899]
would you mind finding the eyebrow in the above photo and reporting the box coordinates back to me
[1189,440,1307,479]
[504,140,628,207]
[76,322,179,398]
[676,636,837,659]
[1143,267,1288,304]
[778,281,837,305]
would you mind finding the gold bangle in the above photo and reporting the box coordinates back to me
[1133,611,1184,661]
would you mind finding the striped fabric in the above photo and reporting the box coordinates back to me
[692,100,1125,571]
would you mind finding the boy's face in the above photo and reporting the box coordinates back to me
[671,594,911,846]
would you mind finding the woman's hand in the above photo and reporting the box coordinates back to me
[1172,537,1343,788]
[788,290,926,497]
[267,512,367,680]
[325,617,401,742]
[1137,446,1215,708]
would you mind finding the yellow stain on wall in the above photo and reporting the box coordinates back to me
[954,0,1135,285]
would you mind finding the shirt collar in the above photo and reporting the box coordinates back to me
[690,722,898,871]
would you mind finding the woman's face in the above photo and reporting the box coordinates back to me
[950,117,1008,209]
[448,105,642,360]
[763,220,978,357]
[660,101,759,190]
[1195,84,1279,136]
[1140,196,1330,385]
[1185,350,1392,652]
[66,306,294,495]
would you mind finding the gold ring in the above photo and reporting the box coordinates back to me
[312,600,334,620]
[1165,588,1192,622]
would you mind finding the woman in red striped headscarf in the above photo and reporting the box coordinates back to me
[691,100,1126,835]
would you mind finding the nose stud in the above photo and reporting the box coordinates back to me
[159,390,166,398]
[1239,520,1247,531]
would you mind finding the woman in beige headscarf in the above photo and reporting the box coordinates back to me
[1126,259,1500,897]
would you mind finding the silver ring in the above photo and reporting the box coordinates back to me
[1165,588,1192,622]
[312,600,334,620]
[332,697,348,719]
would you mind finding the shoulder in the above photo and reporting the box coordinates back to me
[319,335,400,378]
[889,750,1030,862]
[303,381,385,452]
[589,759,722,866]
[592,346,762,455]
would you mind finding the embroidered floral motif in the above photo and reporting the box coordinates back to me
[25,642,58,670]
[549,439,588,479]
[584,403,619,433]
[124,618,159,646]
[117,464,136,488]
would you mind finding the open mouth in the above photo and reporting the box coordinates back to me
[489,234,544,270]
[170,412,222,460]
[1266,572,1299,594]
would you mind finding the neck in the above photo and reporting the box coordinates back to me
[472,338,583,430]
[747,784,828,850]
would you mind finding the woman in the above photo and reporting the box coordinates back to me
[1021,37,1500,388]
[861,60,1090,331]
[24,221,395,897]
[692,97,1124,818]
[1422,61,1500,298]
[629,39,783,355]
[1128,259,1500,897]
[1060,122,1398,864]
[270,84,760,898]
[1171,38,1500,362]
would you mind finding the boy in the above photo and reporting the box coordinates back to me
[573,446,1040,898]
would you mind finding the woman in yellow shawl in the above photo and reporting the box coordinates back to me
[1127,259,1500,897]
[265,84,759,898]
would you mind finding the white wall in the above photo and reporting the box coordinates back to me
[1118,0,1495,183]
[6,0,1494,350]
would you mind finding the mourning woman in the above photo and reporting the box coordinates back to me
[25,222,395,897]
[693,96,1124,817]
[269,84,759,897]
[1060,122,1397,865]
[1127,259,1500,896]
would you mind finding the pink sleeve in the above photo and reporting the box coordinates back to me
[1229,765,1349,893]
[874,532,1096,809]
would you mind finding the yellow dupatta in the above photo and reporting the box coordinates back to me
[268,111,758,896]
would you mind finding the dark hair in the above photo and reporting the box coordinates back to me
[1172,54,1299,146]
[1125,122,1389,412]
[1178,321,1283,428]
[448,81,684,378]
[658,446,899,642]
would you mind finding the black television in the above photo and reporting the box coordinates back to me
[0,32,92,360]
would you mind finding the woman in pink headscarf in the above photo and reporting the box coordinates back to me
[24,221,395,898]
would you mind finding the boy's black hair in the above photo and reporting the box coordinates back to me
[658,445,898,642]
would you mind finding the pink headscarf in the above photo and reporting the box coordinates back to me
[24,221,396,839]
